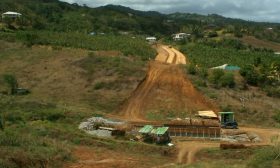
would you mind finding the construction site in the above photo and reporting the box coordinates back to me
[79,45,280,166]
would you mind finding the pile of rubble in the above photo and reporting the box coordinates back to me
[79,117,126,137]
[221,130,262,143]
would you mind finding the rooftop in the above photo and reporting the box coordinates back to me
[2,11,22,15]
[139,125,153,133]
[219,112,235,114]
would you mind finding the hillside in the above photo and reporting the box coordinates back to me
[0,1,280,168]
[1,0,280,42]
[0,0,177,35]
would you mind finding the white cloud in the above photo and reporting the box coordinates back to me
[60,0,280,22]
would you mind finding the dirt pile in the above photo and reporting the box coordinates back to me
[118,60,218,121]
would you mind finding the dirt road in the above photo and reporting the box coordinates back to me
[174,126,280,166]
[118,45,218,121]
[155,45,188,65]
[176,141,220,165]
[64,146,142,168]
[241,127,280,145]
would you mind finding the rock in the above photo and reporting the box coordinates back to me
[88,130,112,137]
[234,134,251,142]
[247,132,258,140]
[221,138,238,143]
[246,132,262,142]
[252,136,262,143]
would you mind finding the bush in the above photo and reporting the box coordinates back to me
[208,69,224,86]
[240,66,260,86]
[2,74,18,94]
[21,32,40,47]
[273,111,280,123]
[0,129,71,168]
[264,87,280,98]
[208,31,218,38]
[208,69,235,88]
[187,64,197,75]
[94,82,105,90]
[198,68,208,79]
[248,145,280,168]
[220,73,235,88]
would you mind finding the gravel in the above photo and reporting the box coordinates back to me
[79,117,126,137]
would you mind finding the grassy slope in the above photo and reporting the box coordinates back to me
[178,43,280,127]
[0,39,176,167]
[0,40,279,167]
[241,36,280,52]
[180,43,279,68]
[185,146,280,168]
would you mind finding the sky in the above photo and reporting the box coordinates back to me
[60,0,280,23]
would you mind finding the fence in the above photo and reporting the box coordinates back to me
[132,124,221,140]
[167,126,220,139]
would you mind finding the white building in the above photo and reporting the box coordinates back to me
[173,33,190,41]
[2,11,22,19]
[146,37,157,42]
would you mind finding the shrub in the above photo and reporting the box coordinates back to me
[2,74,18,94]
[248,145,280,168]
[0,129,71,168]
[208,31,218,38]
[0,113,4,130]
[21,32,39,47]
[198,68,208,79]
[264,87,280,98]
[240,66,260,86]
[208,69,224,86]
[273,111,280,123]
[220,73,235,88]
[94,82,105,90]
[187,64,197,75]
[208,69,235,88]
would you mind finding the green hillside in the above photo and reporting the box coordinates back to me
[1,0,280,42]
[0,1,279,168]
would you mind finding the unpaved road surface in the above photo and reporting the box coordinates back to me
[241,127,280,145]
[118,46,218,121]
[64,146,140,168]
[175,126,280,166]
[155,45,188,65]
[176,141,220,165]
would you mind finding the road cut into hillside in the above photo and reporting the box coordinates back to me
[117,45,218,121]
[155,45,188,64]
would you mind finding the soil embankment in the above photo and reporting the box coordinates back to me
[118,45,218,121]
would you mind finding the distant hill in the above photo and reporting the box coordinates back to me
[0,0,280,42]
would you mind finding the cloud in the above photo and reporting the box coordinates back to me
[60,0,280,23]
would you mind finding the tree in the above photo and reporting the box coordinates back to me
[208,69,224,86]
[240,66,260,86]
[3,74,18,95]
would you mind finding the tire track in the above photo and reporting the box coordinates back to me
[118,45,218,121]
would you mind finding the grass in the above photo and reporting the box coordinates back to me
[0,95,175,167]
[77,53,146,78]
[0,38,168,167]
[77,53,147,112]
[180,43,280,68]
[0,31,156,60]
[0,129,72,168]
